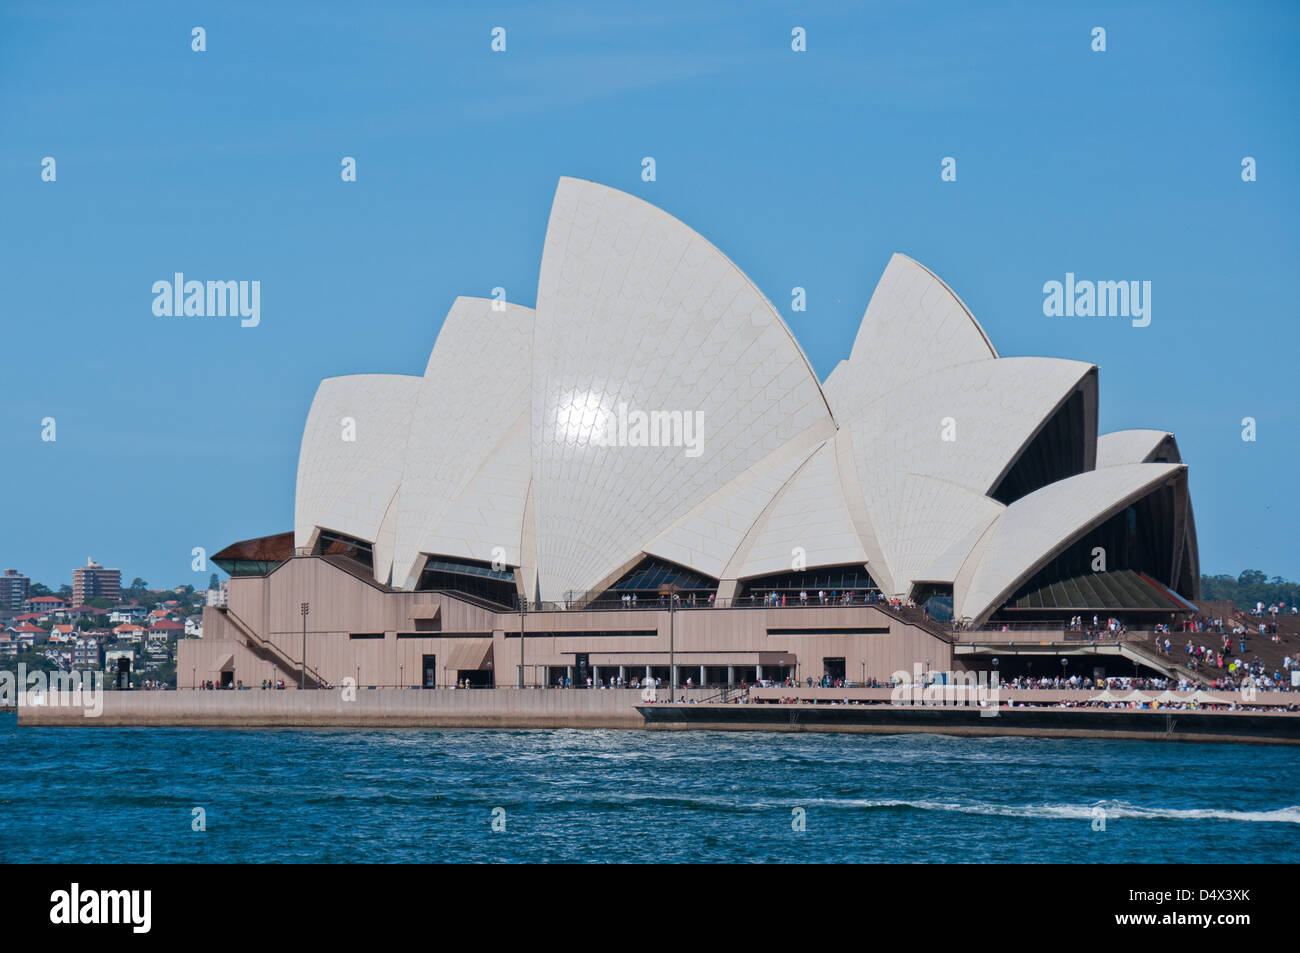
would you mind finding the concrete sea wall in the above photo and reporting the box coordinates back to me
[15,688,711,729]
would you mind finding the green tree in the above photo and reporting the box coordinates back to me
[1,650,63,679]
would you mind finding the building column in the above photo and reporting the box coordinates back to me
[699,664,706,688]
[727,665,735,686]
[756,664,763,681]
[565,665,573,687]
[618,665,626,684]
[592,664,600,687]
[645,664,652,683]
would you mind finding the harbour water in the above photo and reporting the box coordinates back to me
[2,713,1296,863]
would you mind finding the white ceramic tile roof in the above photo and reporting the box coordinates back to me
[820,359,851,417]
[294,373,423,585]
[838,253,998,409]
[288,177,1196,617]
[645,432,823,580]
[838,357,1094,595]
[953,462,1185,624]
[529,177,834,602]
[390,297,535,588]
[1096,429,1177,467]
[417,409,532,570]
[733,440,870,579]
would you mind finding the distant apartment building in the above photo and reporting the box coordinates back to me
[205,582,229,607]
[0,570,30,610]
[73,558,121,605]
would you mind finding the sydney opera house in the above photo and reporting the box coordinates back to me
[180,177,1199,691]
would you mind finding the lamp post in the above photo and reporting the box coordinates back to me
[300,602,310,690]
[860,657,866,686]
[669,590,676,696]
[518,592,527,690]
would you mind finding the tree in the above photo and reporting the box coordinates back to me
[1,650,63,678]
[1201,571,1300,610]
[29,583,51,598]
[130,577,148,591]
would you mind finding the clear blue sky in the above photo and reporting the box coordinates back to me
[2,0,1296,591]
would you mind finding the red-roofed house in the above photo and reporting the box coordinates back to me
[49,624,76,643]
[113,623,146,642]
[10,622,46,649]
[24,595,67,612]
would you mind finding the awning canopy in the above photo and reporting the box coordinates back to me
[409,604,441,621]
[444,640,492,672]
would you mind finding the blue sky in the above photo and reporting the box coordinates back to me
[2,0,1296,591]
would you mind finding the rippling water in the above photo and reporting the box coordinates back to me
[1,713,1296,863]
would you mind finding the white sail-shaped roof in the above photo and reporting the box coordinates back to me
[294,373,423,585]
[390,297,534,588]
[1096,429,1179,467]
[644,434,823,580]
[836,254,998,409]
[731,440,869,579]
[836,357,1095,595]
[285,177,1197,619]
[529,177,835,602]
[953,463,1185,624]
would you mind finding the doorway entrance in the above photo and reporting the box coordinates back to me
[422,654,437,689]
[823,657,846,682]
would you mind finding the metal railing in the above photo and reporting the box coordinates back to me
[220,607,330,688]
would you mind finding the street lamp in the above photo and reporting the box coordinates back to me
[518,592,527,689]
[860,657,866,686]
[300,602,310,690]
[669,590,676,694]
